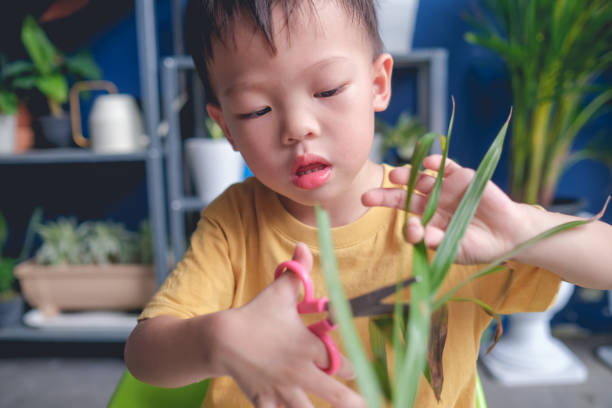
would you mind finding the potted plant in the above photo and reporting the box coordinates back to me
[16,15,102,147]
[464,0,612,208]
[0,213,23,326]
[185,117,245,204]
[373,111,427,164]
[15,217,156,317]
[0,54,32,154]
[464,0,612,386]
[0,209,41,326]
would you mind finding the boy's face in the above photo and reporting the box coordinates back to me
[207,1,392,217]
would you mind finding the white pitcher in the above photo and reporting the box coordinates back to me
[70,81,146,153]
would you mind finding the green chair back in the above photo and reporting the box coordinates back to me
[107,370,209,408]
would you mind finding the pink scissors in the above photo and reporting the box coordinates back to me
[274,260,415,376]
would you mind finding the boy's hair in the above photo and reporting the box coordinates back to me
[185,0,384,105]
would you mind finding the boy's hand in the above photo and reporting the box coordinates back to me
[216,242,366,408]
[363,155,524,265]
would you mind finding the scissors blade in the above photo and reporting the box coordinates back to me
[323,277,416,319]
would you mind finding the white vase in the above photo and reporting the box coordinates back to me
[480,281,588,386]
[0,113,16,154]
[376,0,420,56]
[185,138,245,204]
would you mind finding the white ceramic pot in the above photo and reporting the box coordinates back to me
[0,114,16,154]
[89,94,146,153]
[185,138,245,204]
[376,0,420,55]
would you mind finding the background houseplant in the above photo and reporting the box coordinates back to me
[465,0,612,386]
[0,212,22,326]
[15,217,155,317]
[185,117,244,204]
[16,15,101,147]
[373,111,427,164]
[464,0,612,208]
[0,209,40,326]
[0,53,34,153]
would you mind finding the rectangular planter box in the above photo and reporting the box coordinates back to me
[15,261,156,316]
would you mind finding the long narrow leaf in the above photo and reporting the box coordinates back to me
[394,241,431,407]
[314,205,382,407]
[403,132,440,215]
[429,110,512,292]
[422,98,456,225]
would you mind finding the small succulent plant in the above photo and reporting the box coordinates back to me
[34,218,152,266]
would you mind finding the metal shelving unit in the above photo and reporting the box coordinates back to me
[0,0,168,343]
[160,49,449,266]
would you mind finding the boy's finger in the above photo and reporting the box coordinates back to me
[335,353,356,380]
[277,386,314,408]
[405,216,425,244]
[303,368,367,408]
[362,188,428,214]
[362,188,407,209]
[423,155,460,175]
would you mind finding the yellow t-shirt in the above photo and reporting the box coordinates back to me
[140,164,560,407]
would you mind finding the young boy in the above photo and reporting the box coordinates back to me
[124,1,612,407]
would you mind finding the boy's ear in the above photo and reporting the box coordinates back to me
[206,104,238,150]
[372,53,393,112]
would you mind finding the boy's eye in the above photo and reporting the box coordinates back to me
[315,86,343,98]
[239,107,271,119]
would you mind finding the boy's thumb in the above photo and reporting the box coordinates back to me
[292,242,313,272]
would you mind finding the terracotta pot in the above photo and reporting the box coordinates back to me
[15,103,34,153]
[14,261,156,317]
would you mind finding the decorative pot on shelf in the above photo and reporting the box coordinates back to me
[185,138,245,205]
[0,113,16,154]
[36,114,72,148]
[376,0,420,56]
[0,294,24,327]
[14,261,156,317]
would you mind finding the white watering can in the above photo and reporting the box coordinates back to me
[70,80,147,153]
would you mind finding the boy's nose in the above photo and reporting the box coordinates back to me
[281,108,320,145]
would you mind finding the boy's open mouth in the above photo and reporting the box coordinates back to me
[291,155,332,190]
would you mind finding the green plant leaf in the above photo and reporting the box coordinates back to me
[369,319,392,401]
[422,98,456,225]
[65,51,102,80]
[403,132,440,215]
[394,240,431,407]
[449,297,503,354]
[0,90,18,114]
[429,111,512,292]
[36,73,68,105]
[21,15,60,76]
[315,205,382,408]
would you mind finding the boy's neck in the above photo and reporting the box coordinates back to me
[278,161,384,227]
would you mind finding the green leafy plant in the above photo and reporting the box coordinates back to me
[0,209,41,300]
[375,112,427,161]
[34,218,152,266]
[13,15,101,117]
[314,101,605,407]
[204,117,224,140]
[465,0,612,206]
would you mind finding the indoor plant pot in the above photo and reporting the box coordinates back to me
[14,261,155,317]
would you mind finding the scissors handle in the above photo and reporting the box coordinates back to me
[274,260,340,375]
